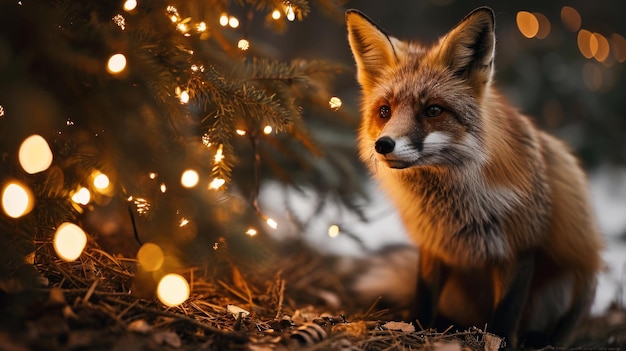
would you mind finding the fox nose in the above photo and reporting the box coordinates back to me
[375,136,395,155]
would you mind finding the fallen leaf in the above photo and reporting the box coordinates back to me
[382,321,415,333]
[227,304,250,319]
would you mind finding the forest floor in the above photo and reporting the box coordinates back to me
[0,238,624,351]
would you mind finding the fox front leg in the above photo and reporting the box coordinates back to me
[411,249,447,328]
[491,252,535,346]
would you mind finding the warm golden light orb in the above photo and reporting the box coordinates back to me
[181,169,199,188]
[107,53,127,74]
[53,222,88,262]
[157,273,190,307]
[137,242,164,272]
[2,182,33,218]
[19,134,53,174]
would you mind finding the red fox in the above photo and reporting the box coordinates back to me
[346,7,604,347]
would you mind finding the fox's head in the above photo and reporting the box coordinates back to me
[346,8,495,171]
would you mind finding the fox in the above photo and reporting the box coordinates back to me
[345,7,604,348]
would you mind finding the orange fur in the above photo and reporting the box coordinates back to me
[346,7,603,347]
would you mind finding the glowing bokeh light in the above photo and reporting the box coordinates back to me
[160,183,167,193]
[328,224,340,238]
[107,53,127,74]
[196,21,207,32]
[2,182,33,218]
[516,11,539,39]
[214,144,224,163]
[578,30,595,59]
[236,129,246,136]
[179,90,190,103]
[53,222,87,262]
[561,6,581,32]
[93,172,110,190]
[219,13,229,26]
[137,242,164,271]
[285,4,295,22]
[246,228,257,236]
[181,169,199,188]
[123,0,137,11]
[611,33,626,63]
[263,125,273,135]
[266,217,277,229]
[238,39,250,51]
[533,12,551,40]
[329,96,342,110]
[271,9,281,20]
[157,273,190,307]
[228,16,239,28]
[592,33,610,62]
[209,178,225,190]
[19,134,53,174]
[71,187,91,205]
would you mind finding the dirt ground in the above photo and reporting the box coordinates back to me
[0,240,624,351]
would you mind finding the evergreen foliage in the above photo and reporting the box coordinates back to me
[0,0,364,288]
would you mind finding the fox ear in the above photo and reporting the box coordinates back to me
[346,10,398,91]
[438,7,495,90]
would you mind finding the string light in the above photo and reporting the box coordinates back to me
[228,16,240,29]
[167,5,179,23]
[181,169,199,188]
[176,22,189,34]
[0,105,4,117]
[149,172,157,179]
[236,129,246,136]
[266,217,277,229]
[123,0,137,12]
[219,13,229,26]
[214,144,224,163]
[328,224,340,238]
[238,39,250,51]
[179,90,190,103]
[107,53,127,74]
[285,4,295,22]
[263,125,273,135]
[160,183,167,193]
[157,273,190,307]
[209,178,225,190]
[18,134,53,174]
[196,22,207,32]
[71,187,91,205]
[133,197,151,215]
[93,172,110,190]
[137,242,164,272]
[271,9,281,20]
[179,217,190,227]
[328,96,342,110]
[112,14,126,30]
[245,228,257,236]
[201,133,211,147]
[53,222,87,262]
[2,182,33,218]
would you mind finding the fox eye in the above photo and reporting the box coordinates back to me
[424,105,443,118]
[379,105,391,119]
